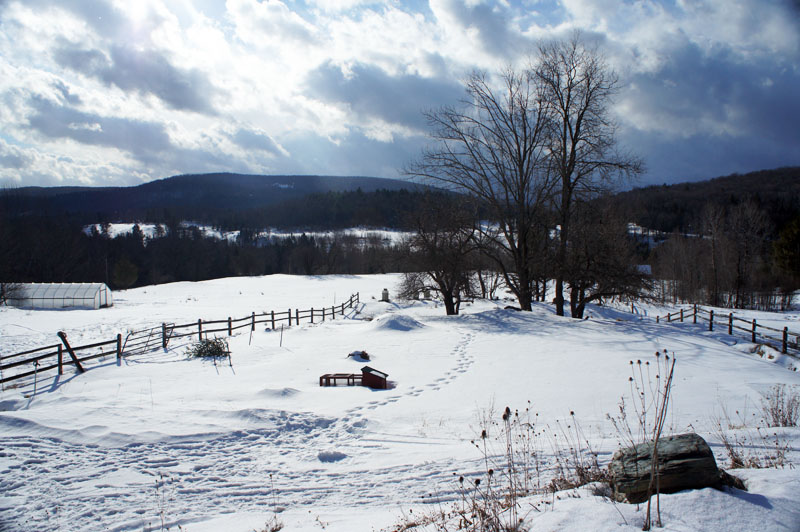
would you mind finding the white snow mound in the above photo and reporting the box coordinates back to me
[372,313,425,331]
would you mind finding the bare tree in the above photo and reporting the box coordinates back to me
[701,204,726,306]
[0,282,21,305]
[727,201,770,308]
[407,69,555,311]
[398,197,478,315]
[535,32,644,317]
[564,202,651,318]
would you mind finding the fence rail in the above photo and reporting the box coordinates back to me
[1,293,360,387]
[1,336,120,385]
[654,304,799,355]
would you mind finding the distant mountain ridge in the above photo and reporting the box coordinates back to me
[609,166,800,235]
[2,173,424,219]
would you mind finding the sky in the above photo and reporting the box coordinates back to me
[0,0,798,189]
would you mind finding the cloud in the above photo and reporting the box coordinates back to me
[277,129,424,178]
[305,61,463,132]
[308,0,383,12]
[226,0,318,47]
[620,128,796,186]
[0,140,31,170]
[52,42,218,114]
[616,39,800,145]
[429,0,527,60]
[26,95,174,157]
[230,128,286,156]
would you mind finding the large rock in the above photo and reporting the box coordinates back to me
[608,433,744,503]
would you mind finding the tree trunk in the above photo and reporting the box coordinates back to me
[478,271,487,298]
[442,290,458,315]
[555,277,565,315]
[516,267,534,311]
[569,284,579,318]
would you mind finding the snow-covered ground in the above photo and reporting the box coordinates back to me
[1,274,799,531]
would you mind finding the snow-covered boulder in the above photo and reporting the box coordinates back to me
[608,433,744,503]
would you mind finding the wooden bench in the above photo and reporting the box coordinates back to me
[319,373,362,387]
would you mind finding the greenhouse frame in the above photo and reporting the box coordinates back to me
[8,283,113,310]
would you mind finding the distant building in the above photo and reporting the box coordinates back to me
[8,283,113,310]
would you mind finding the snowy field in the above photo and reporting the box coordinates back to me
[1,274,799,531]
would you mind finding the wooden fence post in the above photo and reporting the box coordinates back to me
[311,308,314,324]
[667,312,671,323]
[116,333,122,360]
[228,317,232,336]
[296,309,299,324]
[331,305,335,320]
[709,310,714,331]
[198,319,203,341]
[752,319,756,343]
[252,312,256,332]
[783,327,789,354]
[58,344,63,375]
[162,323,168,349]
[656,316,659,323]
[680,309,684,322]
[288,309,292,326]
[728,313,733,335]
[271,310,275,330]
[57,331,85,373]
[693,304,697,324]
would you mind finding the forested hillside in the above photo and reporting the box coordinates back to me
[611,167,800,310]
[611,167,800,236]
[1,173,429,224]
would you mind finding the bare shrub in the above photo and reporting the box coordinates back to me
[387,403,611,531]
[760,384,799,428]
[187,338,229,359]
[546,413,607,491]
[713,402,792,469]
[253,516,284,532]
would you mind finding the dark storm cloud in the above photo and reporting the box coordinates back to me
[620,129,796,186]
[625,42,800,142]
[53,42,218,114]
[305,61,463,130]
[26,95,173,157]
[231,129,283,156]
[619,40,800,183]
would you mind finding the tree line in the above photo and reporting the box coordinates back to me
[650,202,799,311]
[0,215,415,292]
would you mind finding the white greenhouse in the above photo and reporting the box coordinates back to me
[8,283,113,310]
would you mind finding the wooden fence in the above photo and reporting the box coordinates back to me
[654,304,799,355]
[1,293,360,387]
